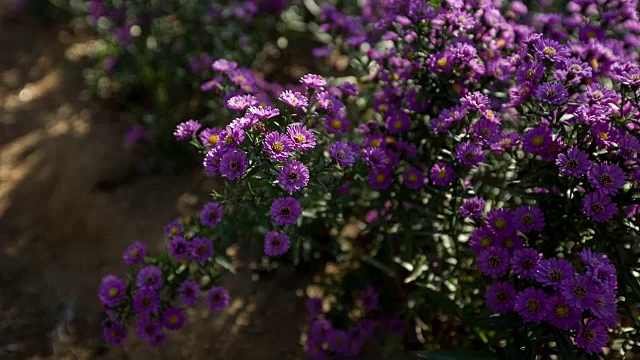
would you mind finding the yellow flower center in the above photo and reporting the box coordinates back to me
[370,139,380,147]
[437,57,448,67]
[168,314,180,324]
[480,237,492,248]
[376,174,386,183]
[438,169,447,179]
[272,142,284,152]
[407,174,417,183]
[494,218,507,229]
[586,30,597,39]
[170,227,179,235]
[598,132,609,140]
[531,136,544,147]
[452,83,462,94]
[331,119,342,130]
[555,305,569,317]
[394,120,404,129]
[208,135,219,145]
[496,39,506,48]
[542,47,556,56]
[108,288,119,298]
[504,239,514,248]
[293,134,306,144]
[590,59,599,70]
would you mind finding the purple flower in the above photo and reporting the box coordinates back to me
[179,280,200,307]
[545,293,581,330]
[368,167,393,191]
[362,147,388,169]
[279,90,308,108]
[514,287,548,323]
[162,307,185,330]
[133,288,160,316]
[286,124,316,151]
[511,248,541,279]
[173,119,201,141]
[300,74,326,89]
[460,197,485,218]
[220,125,245,150]
[429,162,454,186]
[532,38,569,62]
[455,141,485,168]
[200,201,224,228]
[535,258,574,289]
[278,160,310,193]
[136,265,163,290]
[338,82,358,96]
[191,237,213,262]
[588,163,626,195]
[136,318,163,345]
[199,128,222,148]
[522,126,553,155]
[207,287,230,311]
[469,226,499,254]
[534,82,569,104]
[211,59,238,73]
[247,105,280,119]
[123,241,146,266]
[575,319,608,355]
[264,231,291,257]
[264,132,294,161]
[477,247,510,278]
[589,289,618,325]
[168,236,191,262]
[485,209,514,236]
[204,148,223,177]
[328,329,349,354]
[560,275,597,311]
[582,192,618,222]
[270,197,302,226]
[513,205,545,233]
[325,115,349,135]
[403,167,424,190]
[556,148,591,177]
[219,150,248,180]
[99,275,126,307]
[485,281,517,313]
[517,60,545,84]
[385,113,412,134]
[329,141,356,167]
[226,94,257,111]
[103,320,127,345]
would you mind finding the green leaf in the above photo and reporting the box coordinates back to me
[416,350,498,360]
[214,255,236,275]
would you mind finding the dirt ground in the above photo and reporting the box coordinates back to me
[0,19,313,360]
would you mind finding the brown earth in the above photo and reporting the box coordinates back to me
[0,19,313,360]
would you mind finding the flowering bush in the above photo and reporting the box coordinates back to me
[98,0,640,358]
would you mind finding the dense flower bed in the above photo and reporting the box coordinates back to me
[97,0,640,358]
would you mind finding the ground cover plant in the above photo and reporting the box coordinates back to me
[97,0,640,358]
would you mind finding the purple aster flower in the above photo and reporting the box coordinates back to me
[362,147,388,169]
[173,119,201,141]
[136,265,163,290]
[588,163,626,195]
[485,209,514,236]
[582,192,618,222]
[219,125,245,150]
[556,58,592,84]
[200,202,224,228]
[211,59,238,73]
[589,289,618,325]
[133,288,160,316]
[485,281,517,313]
[179,280,200,307]
[329,141,356,167]
[286,124,316,151]
[270,197,302,226]
[535,82,569,104]
[517,60,545,84]
[578,249,613,271]
[477,247,510,278]
[328,329,349,354]
[204,148,223,177]
[368,167,393,191]
[278,160,309,193]
[560,275,597,311]
[575,319,608,355]
[460,92,490,111]
[264,231,291,257]
[429,162,454,186]
[532,38,570,62]
[511,248,541,279]
[164,221,183,237]
[338,82,358,96]
[545,293,581,330]
[403,167,424,190]
[469,226,499,253]
[219,150,248,180]
[325,115,349,135]
[103,320,127,345]
[207,286,230,311]
[300,74,326,89]
[556,148,591,177]
[264,132,294,162]
[161,307,185,331]
[136,318,162,344]
[385,113,412,134]
[501,231,525,253]
[226,94,257,111]
[514,287,548,323]
[522,126,553,155]
[460,197,485,218]
[199,128,222,148]
[455,141,485,168]
[247,105,280,119]
[123,241,146,266]
[513,205,545,233]
[191,237,213,262]
[168,236,191,262]
[98,275,126,307]
[535,258,574,289]
[471,119,499,145]
[279,90,308,108]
